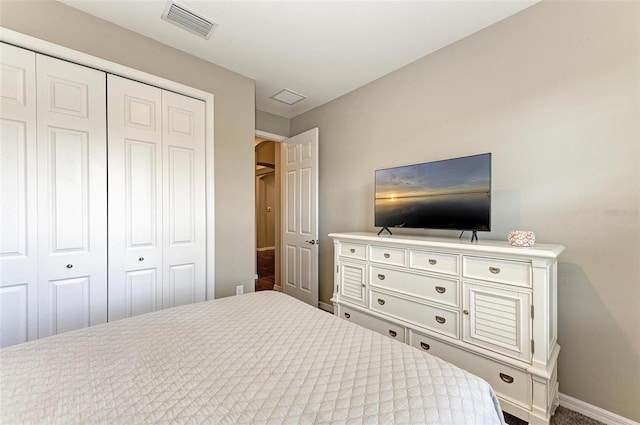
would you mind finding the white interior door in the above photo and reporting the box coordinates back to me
[107,75,163,321]
[36,55,107,337]
[282,128,319,307]
[162,90,206,308]
[0,43,38,347]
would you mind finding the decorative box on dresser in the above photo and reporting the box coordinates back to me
[329,232,565,425]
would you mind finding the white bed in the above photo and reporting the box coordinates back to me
[0,291,505,424]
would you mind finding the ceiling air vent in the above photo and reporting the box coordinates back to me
[270,89,306,106]
[162,1,219,39]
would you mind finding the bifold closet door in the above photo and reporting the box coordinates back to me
[36,55,108,337]
[0,44,38,347]
[161,90,206,308]
[108,76,206,320]
[107,75,163,321]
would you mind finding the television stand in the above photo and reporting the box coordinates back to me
[377,227,392,236]
[459,230,478,242]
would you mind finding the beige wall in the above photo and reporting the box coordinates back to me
[256,109,290,137]
[0,0,257,298]
[292,1,639,420]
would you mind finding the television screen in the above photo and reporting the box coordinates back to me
[375,153,491,232]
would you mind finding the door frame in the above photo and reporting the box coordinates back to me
[255,130,285,291]
[1,28,216,300]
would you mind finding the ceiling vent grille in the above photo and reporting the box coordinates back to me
[270,89,306,105]
[162,1,219,39]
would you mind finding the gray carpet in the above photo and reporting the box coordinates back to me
[504,406,606,425]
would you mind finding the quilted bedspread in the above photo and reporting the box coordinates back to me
[0,291,505,424]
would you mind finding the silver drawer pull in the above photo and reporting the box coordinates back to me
[377,274,385,280]
[428,259,437,265]
[489,266,501,274]
[435,316,446,324]
[350,248,356,253]
[384,253,390,258]
[420,342,430,351]
[378,298,386,306]
[499,373,514,384]
[388,330,397,337]
[435,286,446,294]
[344,312,351,319]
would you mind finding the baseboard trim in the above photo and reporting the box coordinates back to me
[318,301,334,314]
[559,393,638,425]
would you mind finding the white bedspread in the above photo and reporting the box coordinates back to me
[0,291,505,424]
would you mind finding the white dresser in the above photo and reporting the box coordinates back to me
[329,232,564,425]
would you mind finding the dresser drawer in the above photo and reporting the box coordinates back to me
[370,266,458,307]
[339,242,367,260]
[463,256,532,288]
[370,289,458,339]
[409,330,531,409]
[410,250,459,276]
[338,305,406,342]
[370,245,406,266]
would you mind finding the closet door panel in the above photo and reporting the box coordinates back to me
[0,284,28,348]
[127,269,158,317]
[36,55,107,337]
[168,263,196,308]
[168,146,195,244]
[48,277,90,334]
[108,75,163,321]
[162,91,206,306]
[128,140,158,246]
[48,128,89,250]
[0,43,38,347]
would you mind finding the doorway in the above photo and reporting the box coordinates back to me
[255,136,281,291]
[253,128,319,307]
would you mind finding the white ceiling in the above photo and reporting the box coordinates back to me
[58,0,538,119]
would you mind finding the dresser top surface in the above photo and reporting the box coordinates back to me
[328,232,565,259]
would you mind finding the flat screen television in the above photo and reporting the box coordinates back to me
[375,153,491,235]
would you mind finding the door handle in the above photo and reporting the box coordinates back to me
[305,239,318,245]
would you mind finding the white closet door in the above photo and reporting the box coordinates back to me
[162,91,206,308]
[36,55,107,337]
[0,43,38,347]
[107,75,163,321]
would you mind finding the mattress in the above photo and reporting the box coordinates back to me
[0,291,505,424]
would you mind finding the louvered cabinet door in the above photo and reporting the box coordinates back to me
[107,75,163,321]
[338,261,367,306]
[0,43,38,347]
[35,55,107,337]
[462,281,531,362]
[161,90,206,308]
